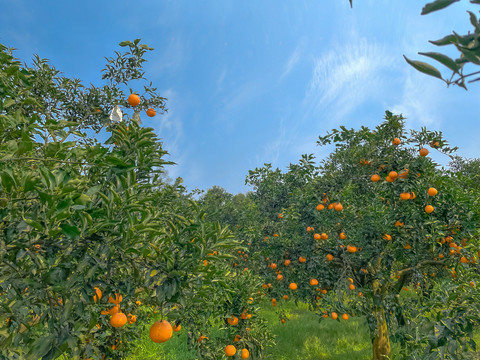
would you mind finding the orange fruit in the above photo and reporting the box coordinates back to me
[270,263,277,270]
[136,300,142,306]
[331,312,338,320]
[278,213,283,219]
[316,204,325,211]
[438,254,445,259]
[427,187,438,196]
[93,287,102,303]
[346,245,357,253]
[314,233,321,240]
[289,283,298,290]
[108,293,123,305]
[460,256,468,263]
[326,254,334,261]
[150,320,173,343]
[334,203,343,211]
[404,244,412,250]
[399,192,411,200]
[371,174,380,182]
[127,94,140,107]
[342,313,349,320]
[127,314,137,324]
[395,221,404,227]
[225,345,236,357]
[198,335,208,343]
[470,281,475,287]
[108,305,120,316]
[425,205,434,214]
[310,279,319,286]
[419,148,429,157]
[277,274,284,281]
[261,284,268,289]
[284,259,291,266]
[349,284,355,291]
[146,108,156,117]
[173,323,181,332]
[392,138,401,145]
[227,316,239,326]
[273,233,279,237]
[267,283,272,288]
[389,171,398,179]
[339,232,347,240]
[385,176,394,183]
[100,309,109,315]
[110,313,127,328]
[234,335,241,342]
[327,203,334,210]
[281,318,286,324]
[241,348,250,359]
[283,295,289,300]
[299,256,306,263]
[398,169,409,179]
[321,233,328,240]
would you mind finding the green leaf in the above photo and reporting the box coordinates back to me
[403,55,444,80]
[419,52,459,72]
[60,224,81,239]
[119,41,133,47]
[421,0,460,15]
[24,218,43,231]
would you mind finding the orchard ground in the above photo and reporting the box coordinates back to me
[128,300,480,360]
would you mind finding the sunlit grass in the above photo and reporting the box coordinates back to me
[127,301,396,360]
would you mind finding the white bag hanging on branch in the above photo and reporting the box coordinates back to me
[109,105,123,123]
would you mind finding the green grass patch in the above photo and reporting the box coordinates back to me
[128,301,400,360]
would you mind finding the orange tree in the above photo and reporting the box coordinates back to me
[0,41,271,359]
[245,112,480,359]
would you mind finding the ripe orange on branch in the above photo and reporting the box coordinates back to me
[392,138,401,145]
[419,148,429,157]
[127,93,140,107]
[225,345,236,357]
[428,187,438,196]
[425,205,434,214]
[110,312,127,328]
[346,245,357,253]
[371,174,380,182]
[150,320,173,343]
[289,283,298,290]
[241,349,250,359]
[93,287,102,303]
[146,108,156,117]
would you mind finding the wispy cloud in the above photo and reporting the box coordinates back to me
[280,40,305,80]
[304,35,396,125]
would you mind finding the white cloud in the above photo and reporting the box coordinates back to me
[304,36,396,125]
[280,40,304,80]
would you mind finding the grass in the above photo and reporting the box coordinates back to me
[127,301,397,360]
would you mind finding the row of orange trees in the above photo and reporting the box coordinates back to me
[205,113,480,359]
[0,41,272,359]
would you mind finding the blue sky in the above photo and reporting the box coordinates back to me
[1,0,479,194]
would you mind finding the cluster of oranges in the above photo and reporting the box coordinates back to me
[127,93,156,117]
[95,289,137,329]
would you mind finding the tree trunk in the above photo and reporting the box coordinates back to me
[372,307,391,360]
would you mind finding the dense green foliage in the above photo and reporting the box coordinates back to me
[0,42,272,360]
